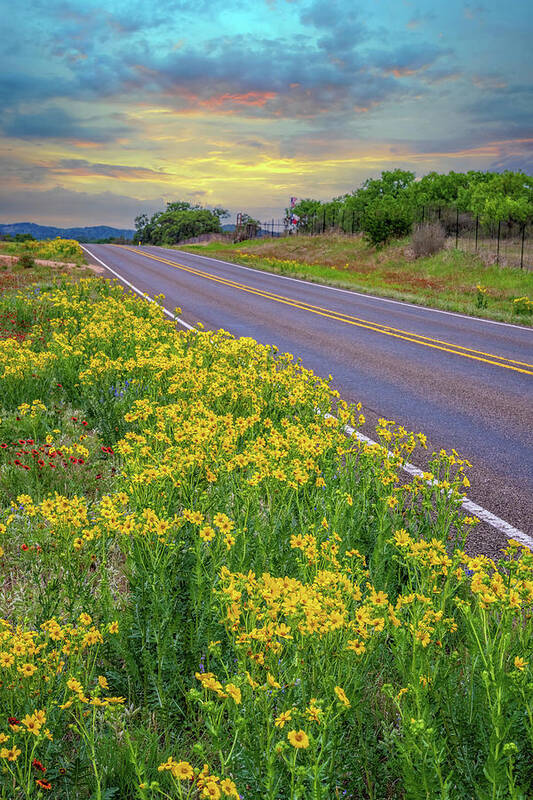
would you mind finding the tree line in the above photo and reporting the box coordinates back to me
[133,202,229,245]
[286,169,533,246]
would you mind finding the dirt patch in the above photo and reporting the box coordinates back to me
[83,263,105,274]
[0,253,103,274]
[381,269,447,291]
[0,253,76,269]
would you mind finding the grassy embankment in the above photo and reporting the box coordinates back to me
[0,239,91,295]
[180,233,533,325]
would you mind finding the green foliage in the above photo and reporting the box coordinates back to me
[476,284,489,309]
[361,196,413,247]
[18,251,36,269]
[133,202,229,245]
[468,173,533,223]
[288,169,533,244]
[512,296,532,315]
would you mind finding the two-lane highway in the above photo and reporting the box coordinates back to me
[83,243,533,556]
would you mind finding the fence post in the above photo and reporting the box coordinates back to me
[323,208,326,234]
[496,220,501,265]
[455,207,459,249]
[475,216,479,252]
[520,223,525,269]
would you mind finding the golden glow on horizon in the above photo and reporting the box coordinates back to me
[3,123,532,225]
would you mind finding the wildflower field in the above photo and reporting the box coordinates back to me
[0,275,531,799]
[0,239,85,266]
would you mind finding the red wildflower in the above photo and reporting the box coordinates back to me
[35,779,52,790]
[21,544,29,551]
[82,421,88,426]
[32,759,46,772]
[8,717,20,726]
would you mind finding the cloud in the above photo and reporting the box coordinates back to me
[375,44,448,77]
[406,12,435,30]
[1,107,131,143]
[110,32,435,119]
[463,4,485,21]
[0,185,165,228]
[464,84,533,131]
[489,151,533,174]
[54,158,172,180]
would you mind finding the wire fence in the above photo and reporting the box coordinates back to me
[253,207,533,270]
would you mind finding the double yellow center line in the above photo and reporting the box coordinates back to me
[124,247,533,376]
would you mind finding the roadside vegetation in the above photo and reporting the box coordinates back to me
[180,233,533,325]
[1,271,531,799]
[285,169,533,246]
[0,238,87,267]
[0,239,92,296]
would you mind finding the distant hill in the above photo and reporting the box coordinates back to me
[0,222,135,242]
[221,223,236,232]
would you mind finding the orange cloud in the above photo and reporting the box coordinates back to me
[195,91,277,109]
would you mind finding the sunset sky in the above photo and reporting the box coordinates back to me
[1,0,531,228]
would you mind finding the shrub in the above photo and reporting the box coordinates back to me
[512,295,532,315]
[361,196,413,247]
[411,222,446,257]
[18,252,35,269]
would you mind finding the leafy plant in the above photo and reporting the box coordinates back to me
[361,196,413,247]
[476,283,488,308]
[18,252,35,269]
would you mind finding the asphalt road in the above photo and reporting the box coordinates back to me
[83,243,533,557]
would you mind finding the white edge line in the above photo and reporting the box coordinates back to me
[342,421,533,550]
[83,245,532,549]
[167,246,531,332]
[81,245,195,331]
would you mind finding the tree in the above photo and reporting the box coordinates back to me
[468,172,533,223]
[133,203,229,245]
[360,196,413,247]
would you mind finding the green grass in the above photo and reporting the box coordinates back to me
[0,239,87,267]
[0,250,94,296]
[179,234,533,325]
